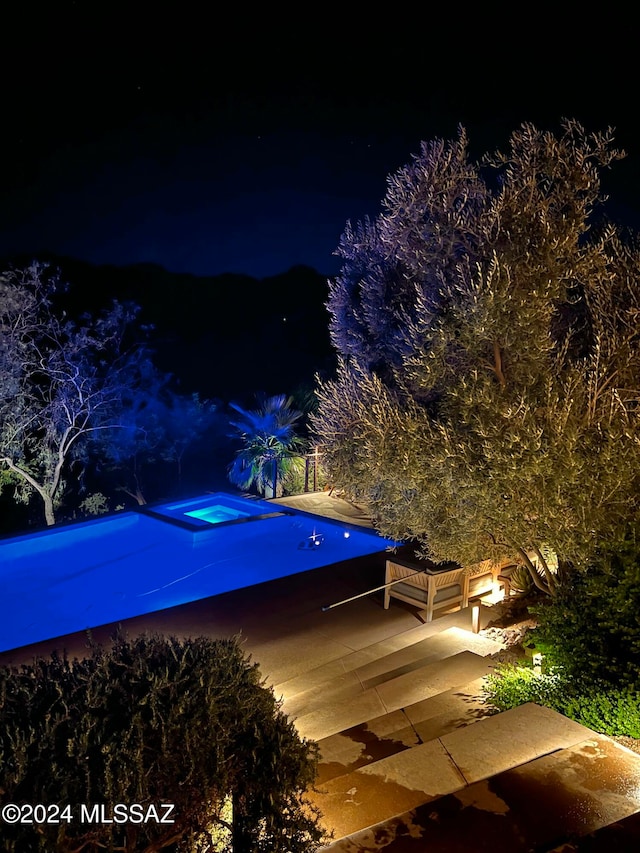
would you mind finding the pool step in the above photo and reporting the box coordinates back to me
[292,649,495,742]
[311,704,607,845]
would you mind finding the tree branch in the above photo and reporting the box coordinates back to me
[531,543,556,593]
[516,546,552,594]
[493,340,506,388]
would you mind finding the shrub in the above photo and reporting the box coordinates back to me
[78,491,110,516]
[561,689,640,737]
[532,540,640,690]
[0,634,326,853]
[508,564,535,595]
[484,664,640,738]
[484,664,568,713]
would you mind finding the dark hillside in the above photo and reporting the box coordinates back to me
[4,255,335,401]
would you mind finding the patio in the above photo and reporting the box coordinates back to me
[2,492,640,850]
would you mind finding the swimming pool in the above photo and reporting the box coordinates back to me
[0,493,393,653]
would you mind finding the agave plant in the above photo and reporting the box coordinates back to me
[227,394,305,498]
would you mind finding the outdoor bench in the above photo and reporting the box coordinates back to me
[384,558,506,622]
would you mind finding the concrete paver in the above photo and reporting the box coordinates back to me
[316,710,417,784]
[315,676,492,784]
[272,493,375,528]
[374,650,495,713]
[545,810,640,851]
[294,690,390,743]
[282,628,500,718]
[283,669,366,718]
[355,628,502,691]
[440,702,596,784]
[312,738,466,840]
[402,676,489,730]
[320,732,640,851]
[274,620,498,701]
[293,651,493,742]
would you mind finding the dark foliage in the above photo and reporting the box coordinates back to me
[0,634,325,852]
[532,539,640,690]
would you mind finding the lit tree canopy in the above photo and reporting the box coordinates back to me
[313,122,640,590]
[0,263,149,525]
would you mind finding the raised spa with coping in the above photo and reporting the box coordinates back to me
[0,493,393,653]
[139,493,284,530]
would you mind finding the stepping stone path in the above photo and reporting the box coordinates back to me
[272,622,640,851]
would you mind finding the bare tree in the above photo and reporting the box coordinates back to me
[0,263,144,525]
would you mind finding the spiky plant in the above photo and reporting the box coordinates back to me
[227,394,305,498]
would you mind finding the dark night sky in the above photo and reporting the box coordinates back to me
[2,4,639,280]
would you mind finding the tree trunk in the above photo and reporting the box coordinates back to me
[43,493,56,526]
[269,457,278,499]
[119,486,147,505]
[1,458,57,526]
[231,792,253,853]
[517,546,554,595]
[556,557,573,585]
[531,544,556,592]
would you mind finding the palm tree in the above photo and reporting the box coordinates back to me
[227,394,305,498]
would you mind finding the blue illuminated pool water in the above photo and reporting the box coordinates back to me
[0,493,393,653]
[186,504,249,524]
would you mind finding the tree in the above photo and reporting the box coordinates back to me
[0,634,326,853]
[90,359,172,506]
[0,263,146,525]
[228,393,305,498]
[160,391,221,492]
[91,371,219,506]
[313,122,640,591]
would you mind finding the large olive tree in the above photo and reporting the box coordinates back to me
[313,122,640,591]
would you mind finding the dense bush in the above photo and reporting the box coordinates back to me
[562,689,640,737]
[485,541,640,738]
[532,541,640,690]
[0,634,326,853]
